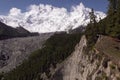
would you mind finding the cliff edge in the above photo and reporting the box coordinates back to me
[51,35,120,80]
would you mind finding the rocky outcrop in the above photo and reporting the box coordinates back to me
[0,33,53,72]
[51,35,120,80]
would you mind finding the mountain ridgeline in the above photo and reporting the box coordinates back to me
[0,21,39,40]
[0,3,106,33]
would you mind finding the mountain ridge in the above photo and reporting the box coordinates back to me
[0,3,106,33]
[0,21,39,40]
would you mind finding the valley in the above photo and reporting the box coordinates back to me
[0,0,120,80]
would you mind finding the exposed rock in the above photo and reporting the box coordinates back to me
[50,35,120,80]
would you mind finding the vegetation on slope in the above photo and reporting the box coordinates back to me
[85,0,120,49]
[2,32,82,80]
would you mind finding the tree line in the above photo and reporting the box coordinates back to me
[85,0,120,49]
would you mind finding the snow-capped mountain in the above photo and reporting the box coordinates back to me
[0,3,106,33]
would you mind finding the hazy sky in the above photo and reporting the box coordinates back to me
[0,0,108,15]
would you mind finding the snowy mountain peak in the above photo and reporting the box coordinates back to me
[0,2,106,33]
[78,2,85,9]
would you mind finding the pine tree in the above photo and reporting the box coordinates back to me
[107,0,117,15]
[116,0,120,38]
[89,8,97,24]
[85,8,98,48]
[106,0,120,38]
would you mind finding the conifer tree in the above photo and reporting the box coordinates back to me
[89,8,97,24]
[107,0,117,15]
[85,8,98,48]
[106,0,120,38]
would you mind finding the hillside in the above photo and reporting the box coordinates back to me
[1,32,82,80]
[95,35,120,66]
[1,34,120,80]
[0,21,39,40]
[51,35,120,80]
[0,33,52,72]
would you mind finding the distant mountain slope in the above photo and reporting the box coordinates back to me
[0,3,106,33]
[15,26,31,35]
[0,21,20,37]
[0,21,39,40]
[0,33,53,72]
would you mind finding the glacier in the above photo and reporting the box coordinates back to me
[0,3,106,33]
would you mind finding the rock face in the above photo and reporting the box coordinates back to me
[51,36,120,80]
[0,33,53,72]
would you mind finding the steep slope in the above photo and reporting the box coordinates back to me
[1,32,82,80]
[0,33,53,72]
[51,36,120,80]
[0,3,106,33]
[15,26,31,35]
[1,34,120,80]
[0,21,20,39]
[0,21,39,40]
[95,36,120,66]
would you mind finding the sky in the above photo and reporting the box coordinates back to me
[0,0,108,15]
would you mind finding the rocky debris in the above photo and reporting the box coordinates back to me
[0,33,53,72]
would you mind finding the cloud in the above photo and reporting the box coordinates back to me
[9,8,21,16]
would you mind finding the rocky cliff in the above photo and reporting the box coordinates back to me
[1,34,120,80]
[50,35,120,80]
